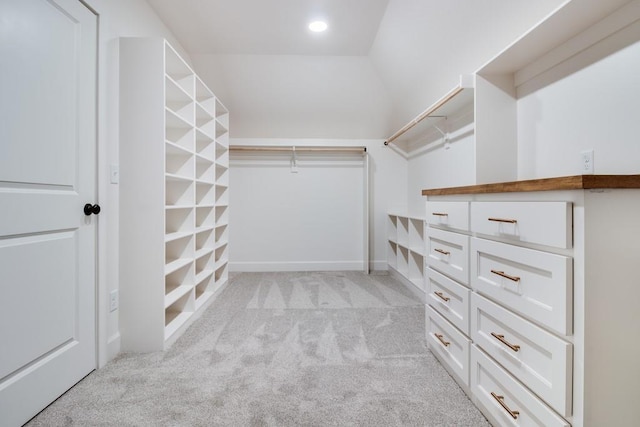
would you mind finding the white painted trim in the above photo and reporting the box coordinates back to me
[388,266,426,303]
[369,260,389,272]
[106,332,120,361]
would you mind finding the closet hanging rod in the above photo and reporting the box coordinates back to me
[230,145,367,153]
[384,85,464,146]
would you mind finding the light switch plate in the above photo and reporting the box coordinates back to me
[110,164,120,184]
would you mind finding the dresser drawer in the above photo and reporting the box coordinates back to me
[426,305,470,387]
[471,346,570,427]
[471,294,572,417]
[470,202,572,249]
[427,267,470,335]
[426,228,469,285]
[426,201,469,231]
[471,237,572,335]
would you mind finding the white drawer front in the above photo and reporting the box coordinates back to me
[471,294,572,417]
[426,201,469,231]
[426,228,469,285]
[427,267,470,335]
[426,305,470,387]
[471,237,572,335]
[471,346,570,427]
[470,201,572,249]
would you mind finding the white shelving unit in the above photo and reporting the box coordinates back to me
[119,38,230,352]
[385,75,474,156]
[387,212,426,298]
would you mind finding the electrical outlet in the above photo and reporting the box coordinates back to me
[581,149,594,174]
[109,290,119,312]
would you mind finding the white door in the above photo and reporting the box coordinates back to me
[0,0,98,425]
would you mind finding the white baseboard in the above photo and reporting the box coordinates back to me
[369,260,388,272]
[229,261,367,272]
[107,332,121,362]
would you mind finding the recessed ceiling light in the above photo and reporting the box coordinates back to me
[308,21,328,32]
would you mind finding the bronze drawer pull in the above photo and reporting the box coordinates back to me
[491,269,520,282]
[434,333,450,347]
[488,217,517,224]
[434,291,450,302]
[491,332,521,352]
[491,392,520,419]
[432,212,448,216]
[434,248,450,256]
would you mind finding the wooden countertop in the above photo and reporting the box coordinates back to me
[422,174,640,196]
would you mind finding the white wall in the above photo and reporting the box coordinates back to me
[517,40,640,179]
[82,0,189,365]
[406,106,475,215]
[230,139,407,271]
[192,55,392,139]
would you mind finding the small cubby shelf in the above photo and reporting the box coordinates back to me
[120,37,230,352]
[387,212,426,295]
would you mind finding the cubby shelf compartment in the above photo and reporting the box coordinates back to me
[120,37,230,352]
[165,77,194,126]
[215,185,229,205]
[409,217,426,255]
[196,105,215,136]
[195,206,215,229]
[215,168,229,189]
[165,108,192,132]
[195,227,214,250]
[196,101,215,122]
[388,241,398,270]
[164,43,193,96]
[408,251,425,292]
[165,128,194,153]
[195,182,215,205]
[215,139,228,154]
[165,207,194,235]
[195,268,214,286]
[165,257,192,276]
[215,205,229,226]
[166,145,194,178]
[195,155,215,182]
[165,234,193,265]
[194,272,215,306]
[164,291,193,340]
[196,129,215,156]
[165,262,193,309]
[387,212,427,298]
[215,224,228,245]
[215,260,229,281]
[166,179,194,207]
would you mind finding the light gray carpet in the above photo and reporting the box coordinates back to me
[27,271,490,426]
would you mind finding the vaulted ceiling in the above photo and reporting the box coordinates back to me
[146,0,565,139]
[145,0,389,56]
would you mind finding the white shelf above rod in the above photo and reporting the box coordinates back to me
[384,74,474,146]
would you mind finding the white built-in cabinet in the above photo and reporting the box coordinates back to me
[423,180,640,427]
[119,38,230,352]
[387,213,426,298]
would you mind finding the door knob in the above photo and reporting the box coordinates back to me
[84,203,101,216]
